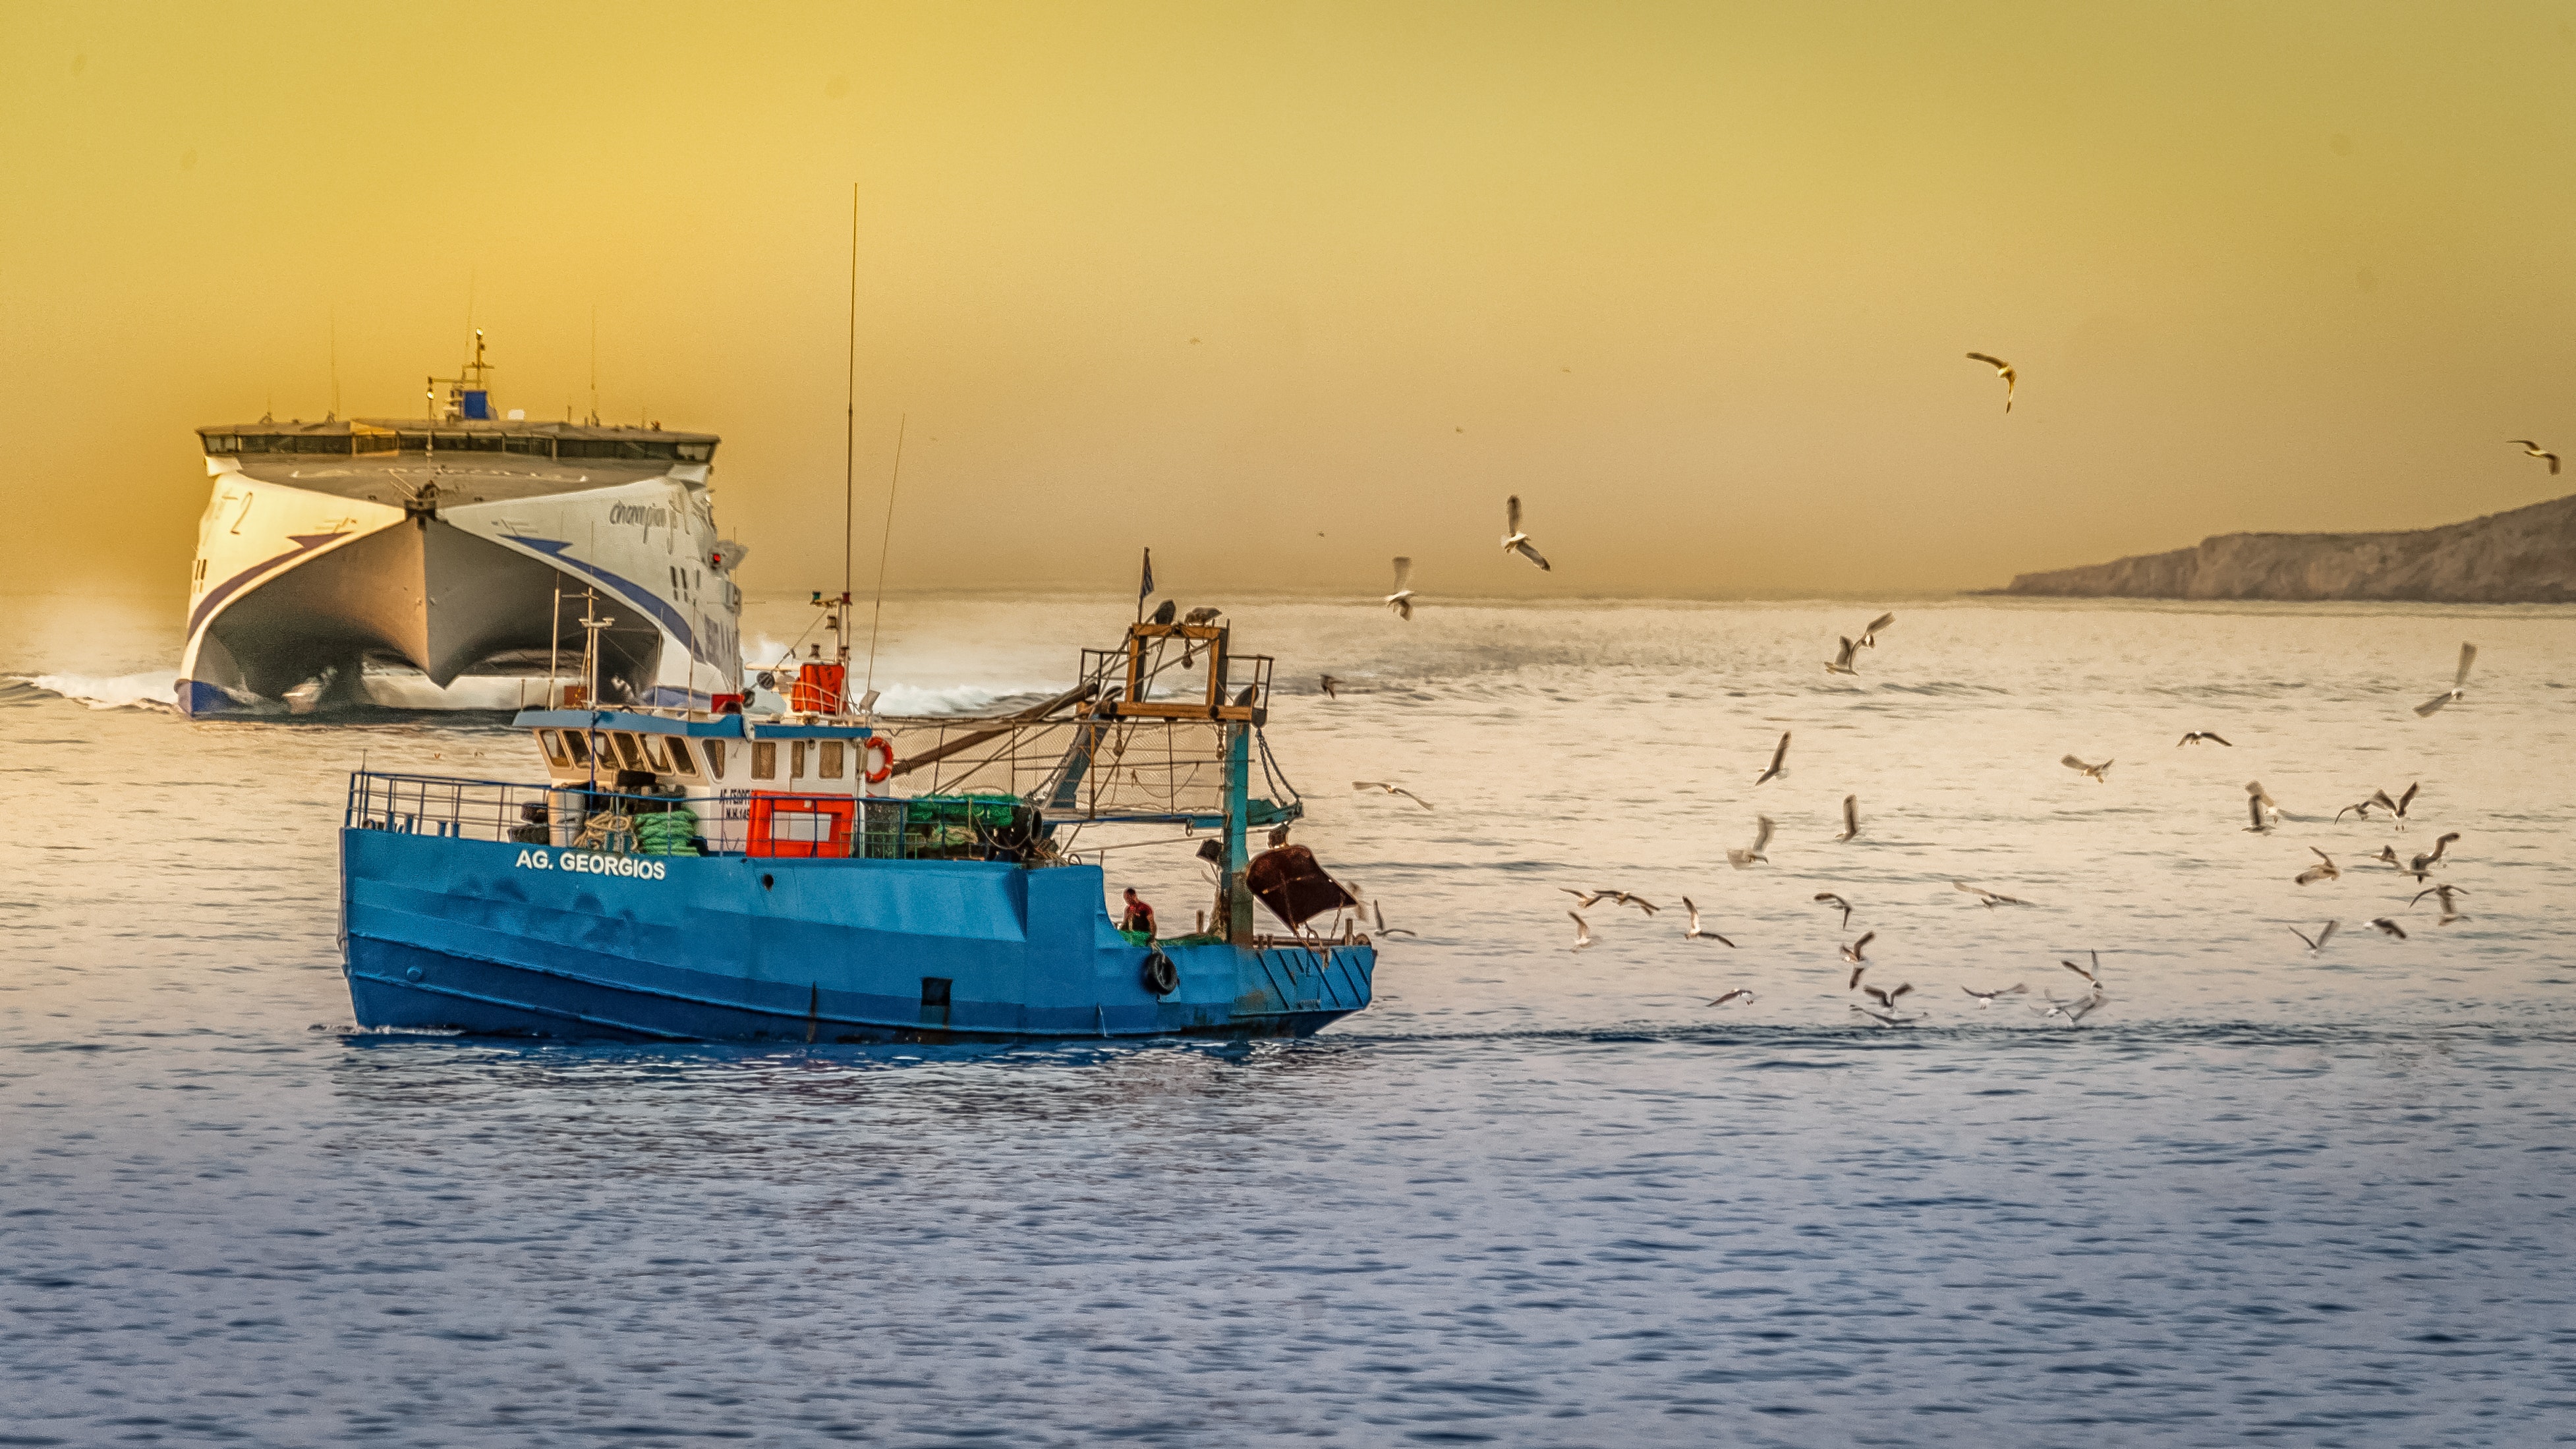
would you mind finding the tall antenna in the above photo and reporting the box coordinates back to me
[588,306,599,426]
[843,180,859,610]
[328,305,340,419]
[863,414,906,699]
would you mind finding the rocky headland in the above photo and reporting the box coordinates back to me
[1997,493,2576,604]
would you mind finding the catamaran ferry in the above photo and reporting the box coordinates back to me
[180,335,742,716]
[337,610,1378,1042]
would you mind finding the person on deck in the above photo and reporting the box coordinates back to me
[1120,888,1158,939]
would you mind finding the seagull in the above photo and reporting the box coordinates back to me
[1352,781,1433,809]
[1862,982,1914,1011]
[2413,642,2476,717]
[1858,612,1895,648]
[1183,606,1224,625]
[1500,496,1552,571]
[1954,881,2034,908]
[1609,892,1661,916]
[2247,780,2281,824]
[2061,754,2113,783]
[2061,952,2102,988]
[2409,884,2469,922]
[1754,731,1791,785]
[2367,917,2409,940]
[1841,930,1875,966]
[2244,793,2275,834]
[1727,815,1776,869]
[1560,888,1613,909]
[2511,440,2561,474]
[1825,637,1861,676]
[2289,920,2338,954]
[1680,897,1734,945]
[1850,1004,1914,1027]
[2404,832,2461,879]
[2046,992,2107,1026]
[2293,847,2341,886]
[1705,988,1756,1007]
[1961,984,2029,1007]
[1964,352,2017,412]
[1568,911,1594,952]
[2370,782,2420,830]
[1814,892,1854,930]
[1835,794,1860,843]
[1319,674,1340,699]
[2370,845,2403,868]
[1370,899,1417,940]
[1384,558,1416,620]
[2334,797,2379,823]
[2177,731,2233,747]
[1148,599,1178,627]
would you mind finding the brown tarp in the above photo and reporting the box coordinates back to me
[1244,845,1358,929]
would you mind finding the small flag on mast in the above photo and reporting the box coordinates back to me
[1138,548,1155,603]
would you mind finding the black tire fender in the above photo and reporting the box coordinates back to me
[1141,950,1178,997]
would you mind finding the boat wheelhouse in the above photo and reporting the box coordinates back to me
[337,618,1378,1042]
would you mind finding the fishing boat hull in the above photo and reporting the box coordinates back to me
[339,830,1374,1042]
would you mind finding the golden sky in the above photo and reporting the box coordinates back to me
[7,1,2575,605]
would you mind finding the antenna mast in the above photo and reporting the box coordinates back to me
[863,414,905,702]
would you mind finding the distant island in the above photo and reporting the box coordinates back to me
[1995,492,2576,604]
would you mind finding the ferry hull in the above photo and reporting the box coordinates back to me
[339,831,1374,1042]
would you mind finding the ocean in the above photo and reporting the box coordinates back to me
[4,593,2573,1446]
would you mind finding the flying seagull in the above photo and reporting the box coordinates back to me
[1560,888,1612,909]
[1850,1004,1913,1027]
[1319,674,1339,699]
[1962,983,2029,1007]
[1859,612,1895,648]
[1965,352,2017,412]
[2371,845,2402,868]
[2294,847,2341,886]
[1705,988,1756,1007]
[1609,892,1661,916]
[1814,892,1853,930]
[2413,642,2476,717]
[1352,781,1433,809]
[2061,754,2113,783]
[1835,794,1860,843]
[2367,917,2409,940]
[2410,884,2469,922]
[1825,637,1861,676]
[1754,731,1791,785]
[1727,815,1777,869]
[1862,982,1914,1011]
[2245,780,2281,829]
[1568,911,1594,952]
[2289,919,2338,954]
[2245,792,2275,834]
[2368,781,2421,830]
[1680,897,1735,946]
[1383,558,1416,620]
[2177,731,2233,747]
[1841,930,1875,967]
[1369,899,1417,940]
[1501,496,1551,571]
[2404,832,2461,879]
[2511,440,2561,475]
[2061,951,2103,988]
[1954,881,2034,908]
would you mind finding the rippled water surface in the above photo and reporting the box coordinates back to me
[6,595,2575,1446]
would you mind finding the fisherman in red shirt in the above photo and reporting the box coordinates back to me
[1120,887,1157,938]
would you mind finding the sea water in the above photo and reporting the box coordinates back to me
[3,594,2573,1446]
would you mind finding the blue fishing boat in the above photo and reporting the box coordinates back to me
[337,608,1377,1041]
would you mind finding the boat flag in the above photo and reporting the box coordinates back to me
[1137,547,1155,617]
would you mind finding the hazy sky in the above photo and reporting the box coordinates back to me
[7,1,2576,606]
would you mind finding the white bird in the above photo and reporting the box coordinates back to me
[1500,496,1551,571]
[2061,754,2113,783]
[2044,992,2107,1026]
[2368,782,2421,830]
[2370,845,2403,868]
[1835,794,1860,843]
[1727,815,1776,869]
[1384,557,1416,620]
[1560,888,1612,909]
[2511,439,2560,475]
[2367,917,2409,940]
[1961,984,2028,1007]
[2245,780,2281,830]
[2289,920,2338,954]
[1609,892,1661,916]
[1568,911,1594,952]
[1965,352,2017,412]
[1754,731,1790,785]
[2293,847,2340,886]
[2060,951,2103,988]
[1680,897,1735,946]
[2404,832,2461,879]
[1841,930,1875,965]
[1825,637,1860,676]
[2409,884,2469,923]
[2177,731,2233,747]
[1953,881,2034,908]
[1705,988,1756,1007]
[1352,781,1433,810]
[1814,892,1853,930]
[1850,1003,1913,1027]
[2413,642,2477,717]
[1858,612,1895,648]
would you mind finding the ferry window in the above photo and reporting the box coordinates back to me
[752,741,776,780]
[702,739,726,777]
[614,733,648,772]
[666,739,698,777]
[791,741,811,778]
[675,442,714,462]
[564,731,592,766]
[538,729,569,766]
[639,735,672,772]
[819,741,845,779]
[203,434,239,455]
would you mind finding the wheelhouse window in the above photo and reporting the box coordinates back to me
[665,739,699,778]
[791,741,811,779]
[563,731,592,766]
[613,733,648,772]
[752,741,776,780]
[702,739,726,778]
[819,741,845,779]
[538,729,569,766]
[202,434,240,455]
[675,441,714,463]
[639,735,673,772]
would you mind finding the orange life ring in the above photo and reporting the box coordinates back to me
[863,735,896,784]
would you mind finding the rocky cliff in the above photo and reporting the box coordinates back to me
[1999,493,2576,603]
